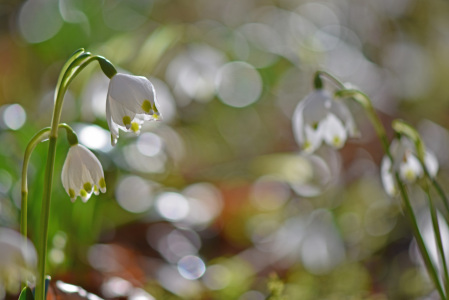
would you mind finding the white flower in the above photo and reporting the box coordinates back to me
[61,144,106,202]
[292,89,357,153]
[0,228,36,293]
[106,73,162,146]
[381,138,439,196]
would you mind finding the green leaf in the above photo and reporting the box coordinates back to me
[18,287,34,300]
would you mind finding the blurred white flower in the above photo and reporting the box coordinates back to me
[292,89,357,154]
[0,228,36,293]
[381,138,438,196]
[61,144,106,202]
[106,73,162,146]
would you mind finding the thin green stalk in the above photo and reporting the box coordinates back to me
[35,137,57,300]
[333,86,445,298]
[21,128,51,242]
[396,174,446,299]
[425,180,449,294]
[34,50,115,300]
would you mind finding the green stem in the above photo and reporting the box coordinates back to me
[21,128,51,241]
[396,174,446,299]
[425,179,449,294]
[21,124,76,245]
[314,70,345,89]
[35,137,57,300]
[431,178,449,218]
[335,87,445,298]
[34,50,115,300]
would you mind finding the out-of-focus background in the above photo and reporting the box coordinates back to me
[2,0,449,299]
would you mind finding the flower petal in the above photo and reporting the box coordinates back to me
[381,156,397,196]
[322,114,347,149]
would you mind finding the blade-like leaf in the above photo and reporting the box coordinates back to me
[18,286,34,300]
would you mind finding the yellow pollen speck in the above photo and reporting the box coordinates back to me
[131,122,139,133]
[123,116,131,126]
[84,182,93,192]
[69,189,75,199]
[99,178,106,189]
[142,100,152,113]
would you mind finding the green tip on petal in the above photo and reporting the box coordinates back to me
[99,178,106,192]
[84,182,93,193]
[69,188,76,199]
[123,116,131,127]
[152,103,159,113]
[142,100,153,114]
[80,189,88,198]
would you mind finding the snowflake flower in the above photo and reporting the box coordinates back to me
[292,89,357,153]
[106,73,162,146]
[61,144,106,202]
[381,138,438,196]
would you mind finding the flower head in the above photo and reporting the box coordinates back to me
[106,73,162,146]
[292,89,357,153]
[381,138,438,196]
[61,144,106,202]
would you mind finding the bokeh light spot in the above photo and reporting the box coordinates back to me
[137,132,163,157]
[215,61,262,108]
[77,124,110,151]
[116,176,154,213]
[177,255,206,280]
[18,0,63,43]
[156,192,190,221]
[2,104,26,130]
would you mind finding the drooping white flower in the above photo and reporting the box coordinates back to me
[61,144,106,202]
[381,138,439,197]
[292,89,357,153]
[106,73,162,146]
[0,228,36,293]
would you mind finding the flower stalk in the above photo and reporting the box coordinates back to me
[320,71,447,299]
[34,49,116,300]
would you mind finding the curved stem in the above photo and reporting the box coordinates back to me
[21,128,51,241]
[314,70,345,90]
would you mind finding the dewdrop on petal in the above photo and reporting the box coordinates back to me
[106,73,162,146]
[61,144,106,202]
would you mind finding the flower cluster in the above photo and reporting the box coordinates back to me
[61,72,162,202]
[381,138,438,196]
[292,89,357,154]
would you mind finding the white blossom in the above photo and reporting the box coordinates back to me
[0,228,36,293]
[61,144,106,202]
[292,89,357,153]
[381,138,439,196]
[106,73,162,146]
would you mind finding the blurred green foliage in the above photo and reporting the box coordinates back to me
[2,0,449,299]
